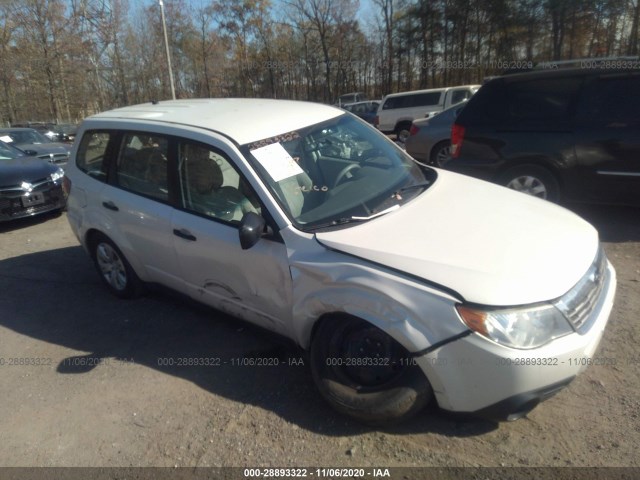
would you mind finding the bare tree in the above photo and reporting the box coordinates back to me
[628,0,640,54]
[373,0,394,93]
[0,2,17,124]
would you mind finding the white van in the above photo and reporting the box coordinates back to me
[65,99,615,426]
[375,85,480,141]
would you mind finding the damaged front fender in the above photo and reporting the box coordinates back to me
[288,250,468,354]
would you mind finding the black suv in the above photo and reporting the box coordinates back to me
[446,65,640,205]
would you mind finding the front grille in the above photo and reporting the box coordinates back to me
[0,184,65,219]
[38,153,69,164]
[0,177,54,194]
[554,247,608,333]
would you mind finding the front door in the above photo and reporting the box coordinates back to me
[170,139,292,334]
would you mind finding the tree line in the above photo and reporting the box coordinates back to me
[1,0,639,126]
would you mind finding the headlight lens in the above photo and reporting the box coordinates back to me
[456,304,573,349]
[50,168,64,182]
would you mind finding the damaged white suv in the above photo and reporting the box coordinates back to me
[65,99,616,425]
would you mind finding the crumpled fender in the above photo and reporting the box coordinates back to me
[287,247,467,353]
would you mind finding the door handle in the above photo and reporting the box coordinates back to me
[173,228,197,241]
[102,201,119,211]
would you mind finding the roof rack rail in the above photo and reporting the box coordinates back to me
[533,56,640,69]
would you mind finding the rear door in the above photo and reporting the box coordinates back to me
[574,72,640,205]
[99,131,184,291]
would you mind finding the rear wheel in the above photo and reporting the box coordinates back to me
[310,316,433,426]
[395,123,412,143]
[499,165,560,202]
[430,140,452,167]
[90,232,144,299]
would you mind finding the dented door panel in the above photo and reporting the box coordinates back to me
[171,208,292,334]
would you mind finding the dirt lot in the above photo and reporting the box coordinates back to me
[0,205,638,478]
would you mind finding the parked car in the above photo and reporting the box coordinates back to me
[405,103,466,166]
[65,99,615,425]
[335,92,367,106]
[342,100,380,124]
[0,140,66,221]
[0,127,71,168]
[54,123,78,143]
[34,124,59,141]
[447,66,640,204]
[12,122,58,140]
[375,85,480,141]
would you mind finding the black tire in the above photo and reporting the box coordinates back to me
[89,232,144,299]
[310,316,433,426]
[395,123,412,143]
[429,140,452,167]
[498,165,560,202]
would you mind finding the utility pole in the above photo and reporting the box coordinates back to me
[159,0,176,100]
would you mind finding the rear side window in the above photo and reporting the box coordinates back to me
[382,92,442,110]
[115,133,169,202]
[505,77,582,121]
[76,132,112,182]
[458,76,583,126]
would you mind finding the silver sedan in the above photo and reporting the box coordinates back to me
[405,103,466,166]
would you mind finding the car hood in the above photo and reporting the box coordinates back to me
[0,158,58,186]
[315,170,598,306]
[15,142,70,155]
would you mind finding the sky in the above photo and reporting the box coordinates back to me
[157,0,380,30]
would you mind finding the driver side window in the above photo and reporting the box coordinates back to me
[178,141,261,223]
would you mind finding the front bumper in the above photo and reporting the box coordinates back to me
[415,259,616,420]
[0,183,66,221]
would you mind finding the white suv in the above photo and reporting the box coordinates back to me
[375,85,480,141]
[65,99,616,425]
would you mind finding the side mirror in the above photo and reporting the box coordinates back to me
[238,212,266,250]
[24,149,38,156]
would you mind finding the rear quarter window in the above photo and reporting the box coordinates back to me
[451,89,473,105]
[582,73,640,123]
[76,131,112,182]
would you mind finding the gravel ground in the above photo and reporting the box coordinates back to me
[0,205,638,480]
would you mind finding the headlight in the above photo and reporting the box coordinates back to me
[50,168,64,182]
[456,303,574,349]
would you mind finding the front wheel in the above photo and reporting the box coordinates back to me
[310,316,433,426]
[498,165,560,202]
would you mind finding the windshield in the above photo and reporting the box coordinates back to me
[243,114,435,230]
[0,141,26,160]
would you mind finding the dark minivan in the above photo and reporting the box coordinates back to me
[446,64,640,205]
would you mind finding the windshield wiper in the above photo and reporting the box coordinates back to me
[351,204,400,220]
[306,217,365,231]
[307,205,400,231]
[392,182,431,197]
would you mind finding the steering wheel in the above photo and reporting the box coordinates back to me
[334,163,362,187]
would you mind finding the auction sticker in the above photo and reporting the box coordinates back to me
[251,142,303,182]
